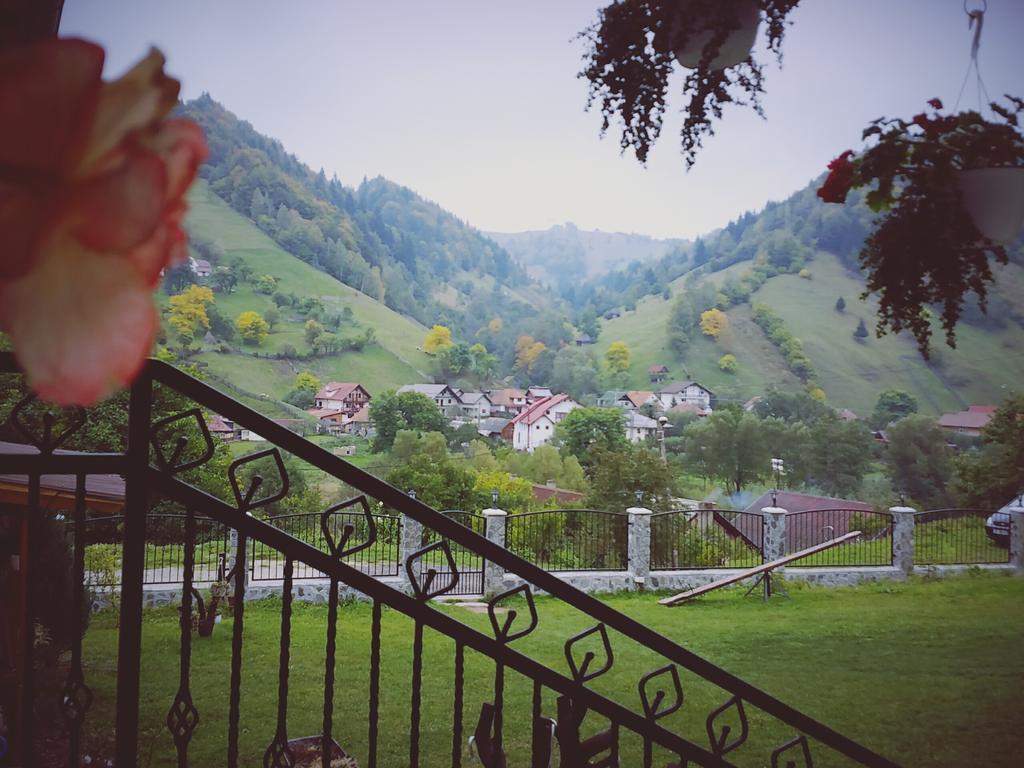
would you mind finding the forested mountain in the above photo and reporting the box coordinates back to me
[487,223,686,288]
[585,179,1024,415]
[176,95,572,369]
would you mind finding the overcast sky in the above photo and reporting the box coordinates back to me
[62,1,1023,240]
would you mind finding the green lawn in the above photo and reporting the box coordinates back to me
[69,572,1024,766]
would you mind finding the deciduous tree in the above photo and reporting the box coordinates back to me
[424,324,454,354]
[235,311,269,345]
[700,308,729,339]
[554,407,627,467]
[369,390,450,452]
[604,341,631,374]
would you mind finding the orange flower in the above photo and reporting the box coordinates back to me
[0,38,207,405]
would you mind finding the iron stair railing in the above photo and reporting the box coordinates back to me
[0,353,899,768]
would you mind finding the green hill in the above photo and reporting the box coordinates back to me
[597,251,1024,416]
[177,180,432,400]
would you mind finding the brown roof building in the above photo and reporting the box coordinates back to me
[937,405,996,436]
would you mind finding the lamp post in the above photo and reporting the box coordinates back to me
[770,457,785,507]
[657,415,670,463]
[491,489,499,507]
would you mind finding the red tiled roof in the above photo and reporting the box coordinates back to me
[531,484,584,504]
[508,394,570,427]
[648,364,669,374]
[938,408,994,430]
[314,382,362,401]
[207,414,233,433]
[624,390,654,408]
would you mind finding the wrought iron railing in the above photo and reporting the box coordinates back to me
[249,509,401,580]
[0,352,899,768]
[784,508,893,567]
[912,508,1008,565]
[650,509,764,570]
[505,509,628,571]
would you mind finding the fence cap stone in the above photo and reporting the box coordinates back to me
[761,506,788,516]
[888,506,917,514]
[482,508,507,517]
[626,507,652,516]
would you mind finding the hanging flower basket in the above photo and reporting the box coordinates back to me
[671,0,762,70]
[286,735,357,768]
[957,166,1024,244]
[816,96,1024,355]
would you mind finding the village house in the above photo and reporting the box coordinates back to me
[457,391,494,420]
[625,411,660,443]
[488,388,528,415]
[656,380,714,411]
[344,405,372,438]
[574,334,594,346]
[501,394,579,452]
[476,416,511,439]
[188,256,212,278]
[307,408,348,435]
[398,383,460,412]
[616,390,659,411]
[648,364,669,383]
[525,386,553,402]
[937,405,996,436]
[235,419,306,441]
[206,414,235,441]
[313,382,371,417]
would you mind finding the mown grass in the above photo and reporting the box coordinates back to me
[71,572,1024,767]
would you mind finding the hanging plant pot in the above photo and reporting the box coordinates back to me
[287,735,354,768]
[672,0,761,70]
[957,167,1024,244]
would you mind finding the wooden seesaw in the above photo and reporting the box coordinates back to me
[659,530,863,606]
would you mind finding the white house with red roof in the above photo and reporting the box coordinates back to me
[501,394,579,452]
[313,382,371,416]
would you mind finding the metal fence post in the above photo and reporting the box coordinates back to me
[482,508,507,596]
[889,505,917,575]
[1009,505,1024,570]
[761,506,788,563]
[627,507,652,589]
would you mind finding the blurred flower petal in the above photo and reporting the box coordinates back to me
[0,234,158,406]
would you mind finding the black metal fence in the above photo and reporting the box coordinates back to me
[650,509,764,569]
[913,508,1009,565]
[418,509,486,595]
[72,513,231,586]
[505,509,628,571]
[249,510,401,580]
[784,508,893,567]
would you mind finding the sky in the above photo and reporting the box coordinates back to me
[62,1,1024,240]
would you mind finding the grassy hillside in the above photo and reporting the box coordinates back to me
[178,181,431,400]
[597,251,1024,415]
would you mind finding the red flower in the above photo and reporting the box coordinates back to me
[927,98,943,110]
[817,150,855,204]
[0,39,207,405]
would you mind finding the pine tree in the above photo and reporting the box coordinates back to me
[854,318,869,341]
[835,296,846,313]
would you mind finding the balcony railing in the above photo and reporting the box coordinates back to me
[0,352,900,768]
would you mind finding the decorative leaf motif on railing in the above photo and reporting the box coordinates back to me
[405,540,460,600]
[565,623,615,684]
[228,448,290,512]
[60,670,93,725]
[150,408,215,474]
[556,694,620,768]
[639,664,684,721]
[487,584,538,644]
[706,695,749,757]
[320,494,376,558]
[772,734,814,768]
[10,394,86,452]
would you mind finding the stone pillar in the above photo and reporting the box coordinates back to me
[627,507,652,589]
[482,508,507,596]
[1008,506,1024,570]
[889,505,917,575]
[761,507,788,563]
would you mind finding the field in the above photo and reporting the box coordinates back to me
[179,181,431,398]
[65,572,1024,767]
[597,252,1024,415]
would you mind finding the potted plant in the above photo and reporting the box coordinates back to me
[578,0,800,167]
[817,96,1024,354]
